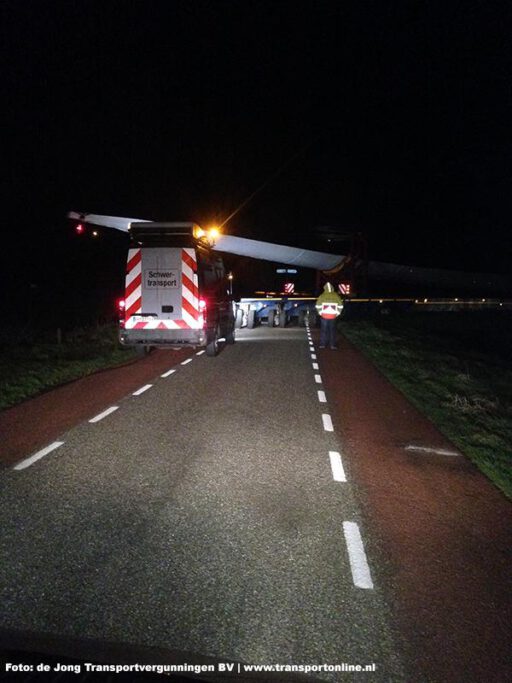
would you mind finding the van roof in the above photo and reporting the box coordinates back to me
[129,222,203,247]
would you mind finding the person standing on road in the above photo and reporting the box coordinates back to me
[315,282,344,349]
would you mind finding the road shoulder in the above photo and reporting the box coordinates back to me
[318,332,512,683]
[0,349,193,468]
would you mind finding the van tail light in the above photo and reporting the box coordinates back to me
[117,298,126,326]
[198,298,207,328]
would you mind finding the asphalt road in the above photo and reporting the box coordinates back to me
[0,327,405,681]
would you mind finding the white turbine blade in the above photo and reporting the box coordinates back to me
[67,212,150,232]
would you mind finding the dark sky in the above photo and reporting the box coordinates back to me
[3,0,512,299]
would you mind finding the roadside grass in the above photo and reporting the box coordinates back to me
[340,313,512,500]
[0,324,137,411]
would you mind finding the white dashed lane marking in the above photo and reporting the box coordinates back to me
[329,451,347,482]
[322,413,334,432]
[343,521,374,590]
[181,358,193,365]
[13,441,65,471]
[315,374,322,384]
[312,362,319,370]
[311,353,317,359]
[132,384,152,396]
[89,406,119,423]
[318,390,327,403]
[196,350,205,356]
[161,369,176,378]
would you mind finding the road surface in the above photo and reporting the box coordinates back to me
[0,327,404,681]
[1,325,511,682]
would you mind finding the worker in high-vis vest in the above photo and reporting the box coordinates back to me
[315,282,344,349]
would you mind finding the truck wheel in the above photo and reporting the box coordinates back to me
[247,309,256,329]
[268,309,275,327]
[206,326,220,356]
[225,324,235,344]
[235,309,243,329]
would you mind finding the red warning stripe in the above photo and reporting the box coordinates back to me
[126,250,141,273]
[125,272,142,298]
[182,297,199,320]
[182,250,196,271]
[126,297,142,318]
[182,272,199,299]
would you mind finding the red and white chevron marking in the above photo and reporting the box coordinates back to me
[124,248,202,330]
[125,248,142,319]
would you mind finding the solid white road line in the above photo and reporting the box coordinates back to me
[405,445,461,456]
[343,521,374,589]
[318,390,327,403]
[315,374,322,384]
[133,384,152,396]
[322,413,334,431]
[161,369,176,378]
[181,358,193,365]
[311,353,317,359]
[14,441,65,471]
[89,406,119,423]
[312,362,319,370]
[196,350,205,356]
[329,451,347,482]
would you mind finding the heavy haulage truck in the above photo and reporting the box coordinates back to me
[118,222,235,356]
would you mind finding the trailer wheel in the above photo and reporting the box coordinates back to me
[235,309,243,329]
[268,309,275,327]
[206,326,220,356]
[247,309,256,329]
[279,310,286,327]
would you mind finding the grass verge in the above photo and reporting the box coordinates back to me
[341,313,512,500]
[0,324,137,411]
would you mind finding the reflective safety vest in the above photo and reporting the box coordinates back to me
[319,302,343,319]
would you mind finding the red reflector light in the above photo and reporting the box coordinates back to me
[199,299,207,311]
[75,223,84,235]
[117,298,126,311]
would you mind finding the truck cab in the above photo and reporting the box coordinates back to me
[119,222,235,356]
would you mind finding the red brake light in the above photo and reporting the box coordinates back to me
[198,299,207,328]
[117,298,126,312]
[75,223,84,235]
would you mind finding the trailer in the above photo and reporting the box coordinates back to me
[235,296,319,329]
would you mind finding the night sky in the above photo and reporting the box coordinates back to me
[3,1,512,323]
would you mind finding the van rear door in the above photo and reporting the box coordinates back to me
[140,248,182,321]
[125,245,201,332]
